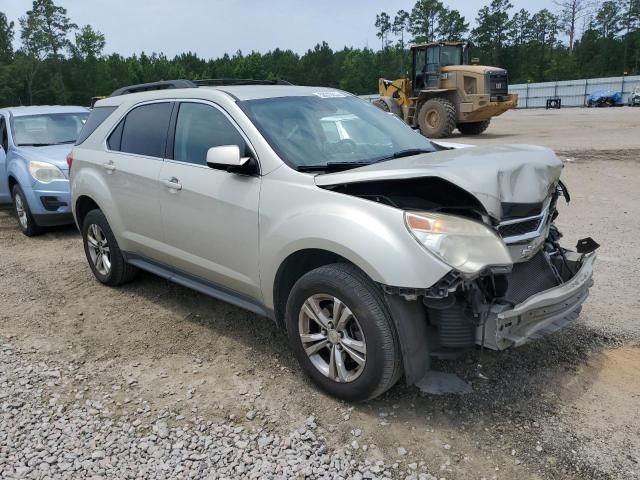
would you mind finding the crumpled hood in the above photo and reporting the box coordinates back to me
[314,145,564,219]
[13,144,72,172]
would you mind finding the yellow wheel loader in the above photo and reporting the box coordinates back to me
[374,42,518,138]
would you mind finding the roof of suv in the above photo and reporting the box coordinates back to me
[96,85,351,107]
[0,105,89,117]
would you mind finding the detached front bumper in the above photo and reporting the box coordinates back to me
[481,251,596,350]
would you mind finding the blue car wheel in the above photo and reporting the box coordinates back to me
[12,184,42,237]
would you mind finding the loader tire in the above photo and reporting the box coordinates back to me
[418,98,457,139]
[458,120,491,135]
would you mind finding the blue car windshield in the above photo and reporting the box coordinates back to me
[12,112,89,146]
[239,95,435,170]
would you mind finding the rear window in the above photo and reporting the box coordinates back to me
[110,103,172,158]
[76,106,116,145]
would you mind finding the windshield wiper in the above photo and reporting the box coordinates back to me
[53,140,76,145]
[297,161,373,172]
[389,148,434,159]
[18,143,52,147]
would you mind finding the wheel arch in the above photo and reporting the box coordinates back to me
[74,195,101,229]
[272,248,362,328]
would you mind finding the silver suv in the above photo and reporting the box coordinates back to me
[70,80,597,401]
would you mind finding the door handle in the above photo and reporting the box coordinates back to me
[163,177,182,191]
[103,161,116,173]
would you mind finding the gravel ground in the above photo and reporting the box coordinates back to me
[0,149,638,480]
[1,336,421,480]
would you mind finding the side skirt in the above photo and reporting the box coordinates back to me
[123,252,275,321]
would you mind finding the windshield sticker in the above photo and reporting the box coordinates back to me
[313,91,348,98]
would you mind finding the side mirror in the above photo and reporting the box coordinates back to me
[206,145,248,169]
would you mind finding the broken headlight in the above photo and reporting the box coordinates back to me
[404,211,512,275]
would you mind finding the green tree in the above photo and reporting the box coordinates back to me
[72,25,105,60]
[472,0,514,66]
[392,10,411,50]
[527,9,560,80]
[595,1,623,38]
[0,12,15,64]
[375,12,392,49]
[409,0,445,43]
[438,8,469,41]
[19,0,76,58]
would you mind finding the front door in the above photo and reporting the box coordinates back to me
[159,101,261,300]
[0,116,9,203]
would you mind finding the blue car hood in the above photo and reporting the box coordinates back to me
[13,144,73,172]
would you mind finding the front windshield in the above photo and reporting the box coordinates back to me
[12,112,89,146]
[239,95,435,170]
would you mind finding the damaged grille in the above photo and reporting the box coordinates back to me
[498,217,542,238]
[503,251,558,304]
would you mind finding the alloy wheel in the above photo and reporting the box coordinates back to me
[14,193,28,230]
[86,224,111,276]
[298,294,367,383]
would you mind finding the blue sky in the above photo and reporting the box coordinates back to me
[4,0,556,58]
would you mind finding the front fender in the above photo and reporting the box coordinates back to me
[6,154,33,190]
[259,171,452,310]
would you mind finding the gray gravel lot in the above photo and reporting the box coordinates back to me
[0,112,639,479]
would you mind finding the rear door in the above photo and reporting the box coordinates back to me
[158,100,261,299]
[102,101,173,259]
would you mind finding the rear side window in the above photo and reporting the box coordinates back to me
[76,106,116,145]
[173,102,247,166]
[110,102,172,158]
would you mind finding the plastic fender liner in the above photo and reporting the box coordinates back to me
[384,293,432,385]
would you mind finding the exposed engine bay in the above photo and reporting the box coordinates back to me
[320,162,597,356]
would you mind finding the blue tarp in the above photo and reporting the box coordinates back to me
[588,90,623,105]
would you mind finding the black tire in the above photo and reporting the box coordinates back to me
[417,98,457,138]
[458,120,491,135]
[12,184,42,237]
[81,209,137,286]
[285,263,402,402]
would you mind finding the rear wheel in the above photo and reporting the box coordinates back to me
[285,263,402,401]
[82,209,137,286]
[417,98,457,138]
[12,184,41,237]
[458,120,491,135]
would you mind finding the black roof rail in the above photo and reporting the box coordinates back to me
[109,78,293,97]
[110,80,197,97]
[192,78,292,86]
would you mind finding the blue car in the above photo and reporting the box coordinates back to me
[0,106,89,236]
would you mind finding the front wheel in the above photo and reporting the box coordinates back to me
[417,98,457,138]
[285,263,402,402]
[458,120,491,135]
[12,184,41,237]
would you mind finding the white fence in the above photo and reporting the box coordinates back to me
[511,75,640,108]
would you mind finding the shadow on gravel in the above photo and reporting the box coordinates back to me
[119,269,618,421]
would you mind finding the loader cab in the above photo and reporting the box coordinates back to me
[411,42,469,93]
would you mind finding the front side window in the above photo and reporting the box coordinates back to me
[12,112,89,147]
[111,102,172,158]
[173,102,247,166]
[240,95,435,171]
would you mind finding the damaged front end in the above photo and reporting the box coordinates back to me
[316,145,598,383]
